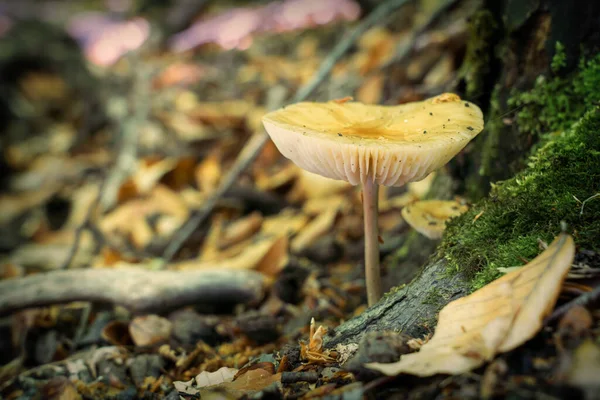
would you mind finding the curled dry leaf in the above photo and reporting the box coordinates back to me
[368,234,575,377]
[129,315,173,347]
[196,367,238,388]
[401,200,468,239]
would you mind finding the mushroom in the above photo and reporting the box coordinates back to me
[401,200,469,239]
[262,93,484,306]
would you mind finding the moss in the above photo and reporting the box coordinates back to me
[441,106,600,290]
[508,50,600,141]
[458,10,500,102]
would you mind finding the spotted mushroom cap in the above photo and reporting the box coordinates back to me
[262,93,484,187]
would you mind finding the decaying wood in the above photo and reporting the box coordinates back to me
[0,268,266,317]
[325,258,469,348]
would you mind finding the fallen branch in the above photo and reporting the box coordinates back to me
[162,0,413,262]
[545,283,600,324]
[0,268,266,317]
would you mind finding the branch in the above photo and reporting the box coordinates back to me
[162,0,414,262]
[0,268,266,317]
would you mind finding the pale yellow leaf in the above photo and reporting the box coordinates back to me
[291,208,338,253]
[178,235,287,273]
[368,234,575,377]
[129,315,172,347]
[220,211,263,249]
[196,367,238,388]
[195,154,221,193]
[401,200,468,239]
[262,209,309,237]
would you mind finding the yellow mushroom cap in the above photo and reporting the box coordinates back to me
[401,200,469,239]
[262,93,484,186]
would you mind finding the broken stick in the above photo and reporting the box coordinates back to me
[0,267,266,316]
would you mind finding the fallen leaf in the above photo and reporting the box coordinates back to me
[291,207,339,253]
[129,315,173,347]
[220,211,264,249]
[196,367,238,388]
[356,74,384,104]
[401,200,468,239]
[408,173,436,199]
[564,340,600,396]
[262,209,308,237]
[195,153,222,193]
[178,235,287,273]
[173,379,198,396]
[367,234,575,376]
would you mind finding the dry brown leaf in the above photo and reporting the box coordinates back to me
[195,153,222,193]
[200,368,281,397]
[130,218,154,249]
[367,234,575,377]
[255,163,298,192]
[0,187,57,225]
[255,235,289,278]
[302,195,349,216]
[101,320,132,346]
[262,209,309,237]
[178,235,287,273]
[290,169,352,202]
[101,184,189,243]
[401,200,468,239]
[356,74,384,104]
[291,207,339,253]
[129,315,173,347]
[188,101,252,128]
[220,212,264,249]
[132,158,178,195]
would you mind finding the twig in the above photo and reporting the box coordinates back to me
[0,267,266,317]
[545,284,600,324]
[580,193,600,216]
[59,177,107,270]
[382,0,460,69]
[99,59,153,212]
[161,0,414,263]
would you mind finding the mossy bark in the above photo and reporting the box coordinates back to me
[328,0,600,347]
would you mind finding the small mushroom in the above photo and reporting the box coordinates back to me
[262,93,483,306]
[401,200,469,239]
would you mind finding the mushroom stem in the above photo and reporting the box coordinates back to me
[363,178,382,306]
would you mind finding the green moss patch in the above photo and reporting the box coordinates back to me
[509,47,600,140]
[441,107,600,290]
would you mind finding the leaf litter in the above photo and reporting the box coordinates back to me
[0,1,599,399]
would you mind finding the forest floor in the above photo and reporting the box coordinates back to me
[0,1,599,399]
